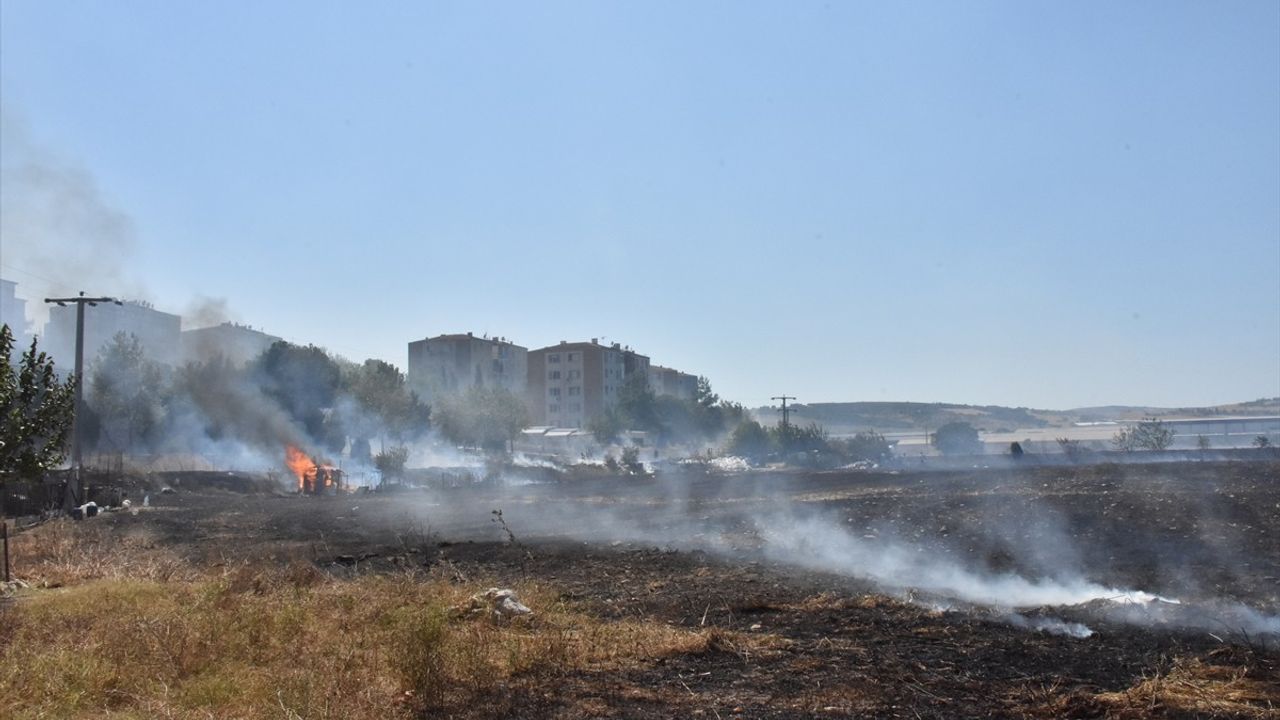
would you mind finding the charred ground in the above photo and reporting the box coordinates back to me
[5,460,1278,718]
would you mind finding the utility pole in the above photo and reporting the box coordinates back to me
[772,395,796,429]
[43,292,120,507]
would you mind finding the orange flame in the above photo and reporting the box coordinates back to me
[285,445,316,491]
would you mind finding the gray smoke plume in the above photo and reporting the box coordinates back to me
[0,108,147,325]
[183,296,235,330]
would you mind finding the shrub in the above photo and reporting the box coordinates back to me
[844,431,892,463]
[1113,417,1174,451]
[931,422,981,455]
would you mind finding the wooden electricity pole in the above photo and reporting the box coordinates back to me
[772,395,796,429]
[43,292,121,507]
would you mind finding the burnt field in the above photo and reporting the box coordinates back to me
[5,460,1279,718]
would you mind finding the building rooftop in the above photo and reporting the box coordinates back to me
[414,332,525,346]
[530,339,645,353]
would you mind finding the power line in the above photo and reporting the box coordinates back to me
[0,262,78,295]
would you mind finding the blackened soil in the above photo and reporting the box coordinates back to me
[83,460,1280,718]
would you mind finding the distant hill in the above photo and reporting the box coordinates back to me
[1068,397,1280,423]
[752,402,1060,434]
[751,398,1279,434]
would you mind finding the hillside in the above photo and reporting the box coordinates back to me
[752,397,1279,433]
[1068,396,1280,423]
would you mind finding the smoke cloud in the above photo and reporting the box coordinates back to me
[402,467,1279,645]
[0,108,146,324]
[183,296,235,330]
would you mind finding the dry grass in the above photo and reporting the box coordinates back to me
[7,516,197,587]
[1091,658,1280,719]
[0,520,775,719]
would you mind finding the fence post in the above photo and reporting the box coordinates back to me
[3,522,9,583]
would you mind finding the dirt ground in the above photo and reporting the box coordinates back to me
[16,460,1280,718]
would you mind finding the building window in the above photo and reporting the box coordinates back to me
[549,388,561,397]
[549,354,560,363]
[567,353,576,362]
[549,370,561,380]
[568,369,580,380]
[549,404,560,413]
[568,386,580,396]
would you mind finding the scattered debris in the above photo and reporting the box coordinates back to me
[709,456,751,472]
[466,587,532,619]
[1,579,29,596]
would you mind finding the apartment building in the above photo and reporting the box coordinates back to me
[1,279,32,352]
[407,332,527,402]
[181,322,282,366]
[526,339,631,427]
[648,365,699,401]
[43,299,182,368]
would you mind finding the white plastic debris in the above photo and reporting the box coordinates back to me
[708,456,751,472]
[0,579,30,597]
[469,587,532,619]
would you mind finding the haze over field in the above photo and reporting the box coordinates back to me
[1,2,1277,410]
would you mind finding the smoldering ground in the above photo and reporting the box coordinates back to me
[385,462,1280,645]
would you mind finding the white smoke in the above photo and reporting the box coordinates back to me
[1008,614,1094,638]
[436,469,1280,644]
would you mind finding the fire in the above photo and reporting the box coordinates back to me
[285,444,316,491]
[285,444,346,494]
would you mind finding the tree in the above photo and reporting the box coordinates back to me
[1112,417,1174,452]
[435,385,529,452]
[690,376,723,438]
[88,332,166,452]
[252,341,345,452]
[931,421,981,455]
[844,431,892,463]
[345,358,430,446]
[168,354,292,448]
[654,395,697,443]
[1,325,76,479]
[716,401,749,434]
[726,420,772,463]
[1254,435,1272,449]
[1196,435,1212,451]
[620,445,644,473]
[1057,437,1085,462]
[615,372,663,435]
[587,407,624,445]
[772,422,829,456]
[634,376,744,445]
[693,376,718,410]
[374,444,410,484]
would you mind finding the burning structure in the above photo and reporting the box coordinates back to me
[285,445,345,495]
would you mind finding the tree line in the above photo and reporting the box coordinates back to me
[65,331,431,465]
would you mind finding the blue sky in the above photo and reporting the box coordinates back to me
[2,1,1277,409]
